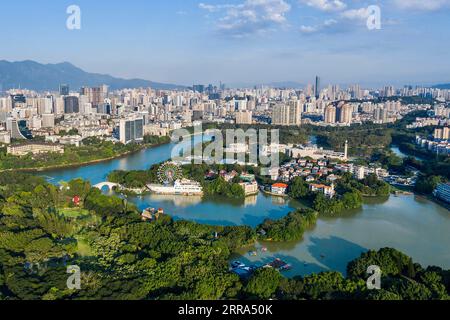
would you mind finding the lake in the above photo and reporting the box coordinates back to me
[39,134,450,275]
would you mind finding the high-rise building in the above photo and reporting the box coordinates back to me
[64,96,80,114]
[235,110,253,125]
[434,127,450,141]
[59,84,70,96]
[193,85,205,93]
[37,97,53,115]
[6,118,31,140]
[234,98,248,111]
[192,110,204,121]
[324,105,336,124]
[338,104,353,124]
[81,85,108,107]
[42,114,55,128]
[287,99,302,125]
[315,76,321,99]
[119,116,144,144]
[374,106,388,123]
[0,96,13,112]
[272,100,301,126]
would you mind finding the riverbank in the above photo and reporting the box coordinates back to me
[0,140,171,174]
[31,140,450,275]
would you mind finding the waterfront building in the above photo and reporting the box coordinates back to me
[119,116,144,144]
[288,144,347,161]
[239,181,259,196]
[147,179,204,196]
[309,183,335,198]
[271,183,288,195]
[144,124,170,137]
[7,142,64,156]
[240,173,256,182]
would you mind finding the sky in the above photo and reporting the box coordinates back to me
[1,0,450,87]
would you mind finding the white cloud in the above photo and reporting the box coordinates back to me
[340,8,370,20]
[392,0,450,11]
[300,25,318,33]
[198,3,235,12]
[299,0,347,12]
[300,19,338,34]
[199,0,291,37]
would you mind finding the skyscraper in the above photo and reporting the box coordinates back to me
[338,104,353,124]
[374,106,388,123]
[272,100,302,126]
[119,116,144,144]
[315,76,321,99]
[193,85,205,93]
[64,96,80,114]
[6,118,32,140]
[81,85,108,107]
[324,105,336,124]
[235,110,253,125]
[59,84,70,96]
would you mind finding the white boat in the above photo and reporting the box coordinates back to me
[147,179,203,196]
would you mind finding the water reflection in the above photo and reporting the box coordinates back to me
[39,133,450,276]
[146,194,203,207]
[233,236,367,277]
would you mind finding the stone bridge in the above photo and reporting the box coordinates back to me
[93,182,120,191]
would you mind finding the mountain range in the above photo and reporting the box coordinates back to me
[0,60,185,92]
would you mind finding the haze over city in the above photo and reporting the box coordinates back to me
[1,0,450,87]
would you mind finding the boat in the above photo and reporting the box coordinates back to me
[147,179,203,196]
[266,258,291,272]
[231,261,245,269]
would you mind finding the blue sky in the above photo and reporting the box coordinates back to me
[1,0,450,87]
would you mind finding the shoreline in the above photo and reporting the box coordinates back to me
[0,140,171,174]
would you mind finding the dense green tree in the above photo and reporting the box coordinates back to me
[415,175,443,194]
[288,177,309,199]
[258,209,317,242]
[244,268,282,299]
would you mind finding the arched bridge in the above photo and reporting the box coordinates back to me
[94,182,120,191]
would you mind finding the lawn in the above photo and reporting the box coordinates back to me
[59,207,90,218]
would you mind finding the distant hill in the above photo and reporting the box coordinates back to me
[265,81,305,89]
[433,83,450,89]
[0,60,185,91]
[227,81,305,89]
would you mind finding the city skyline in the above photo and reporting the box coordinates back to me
[1,0,449,87]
